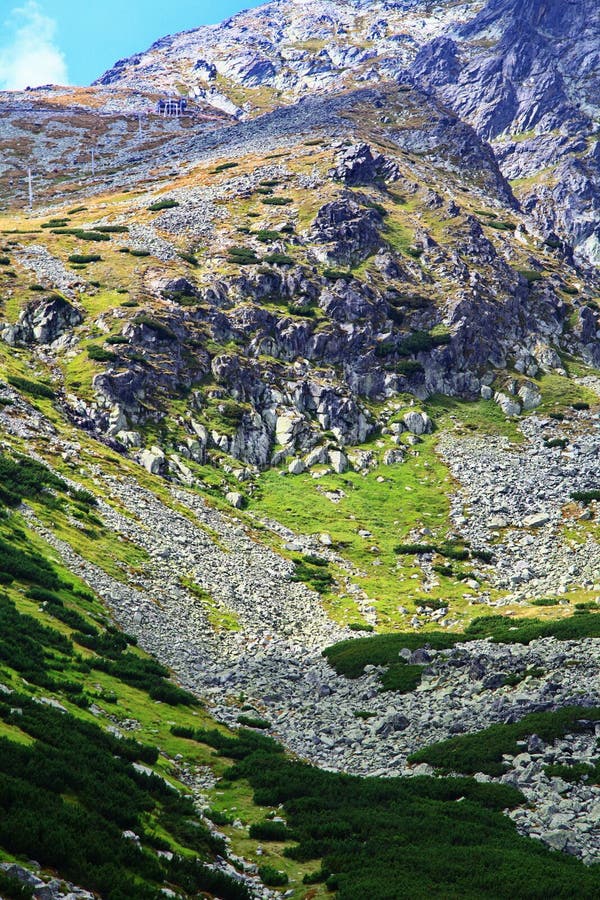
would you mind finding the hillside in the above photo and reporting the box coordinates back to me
[0,0,600,897]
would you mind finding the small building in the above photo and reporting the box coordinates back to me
[156,97,187,117]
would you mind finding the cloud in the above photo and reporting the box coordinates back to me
[0,1,69,90]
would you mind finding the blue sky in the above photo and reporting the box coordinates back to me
[0,0,264,89]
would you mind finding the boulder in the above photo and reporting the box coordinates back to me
[331,142,400,186]
[2,295,83,346]
[288,458,306,475]
[140,446,165,474]
[226,491,244,509]
[495,392,522,416]
[329,449,348,474]
[402,411,433,435]
[523,512,550,528]
[518,382,542,410]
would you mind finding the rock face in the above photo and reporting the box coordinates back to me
[310,197,384,266]
[2,295,83,346]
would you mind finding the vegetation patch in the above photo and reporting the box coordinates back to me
[188,727,600,899]
[409,707,600,776]
[7,376,55,400]
[147,199,179,211]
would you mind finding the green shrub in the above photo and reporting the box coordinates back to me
[7,376,55,400]
[379,663,424,693]
[95,225,128,233]
[572,402,590,411]
[212,162,239,173]
[249,820,290,841]
[256,229,281,242]
[134,316,176,340]
[68,254,101,264]
[396,359,424,375]
[484,220,516,231]
[148,199,179,211]
[197,723,600,899]
[130,249,150,257]
[0,255,10,265]
[54,229,110,242]
[291,557,334,594]
[517,268,543,284]
[257,865,288,887]
[237,715,271,730]
[87,345,116,362]
[409,707,600,776]
[398,330,451,356]
[178,251,198,266]
[227,246,260,265]
[263,252,293,266]
[261,196,293,206]
[0,870,34,899]
[394,543,436,555]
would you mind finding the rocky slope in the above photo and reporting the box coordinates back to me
[0,1,600,896]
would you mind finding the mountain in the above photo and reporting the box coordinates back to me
[95,0,600,266]
[1,1,600,898]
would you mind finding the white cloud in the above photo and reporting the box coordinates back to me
[0,1,69,90]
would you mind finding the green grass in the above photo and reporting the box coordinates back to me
[536,374,598,414]
[182,579,240,632]
[427,396,522,441]
[250,434,476,627]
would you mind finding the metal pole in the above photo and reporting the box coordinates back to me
[27,168,33,210]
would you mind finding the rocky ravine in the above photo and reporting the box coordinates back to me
[3,383,599,865]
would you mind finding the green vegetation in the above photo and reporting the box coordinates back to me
[87,345,116,363]
[409,708,600,776]
[0,452,256,899]
[53,229,110,242]
[324,613,600,683]
[237,715,271,730]
[147,199,179,211]
[255,229,282,243]
[184,726,600,899]
[7,376,55,400]
[516,268,544,284]
[264,252,294,266]
[68,254,101,264]
[178,251,198,267]
[213,162,239,173]
[261,196,293,206]
[227,246,260,265]
[134,315,176,340]
[291,556,335,594]
[323,268,353,282]
[572,490,600,505]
